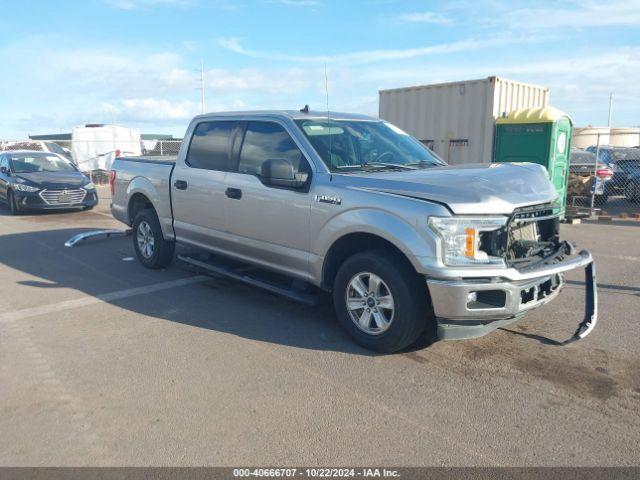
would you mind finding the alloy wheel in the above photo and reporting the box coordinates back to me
[345,272,395,335]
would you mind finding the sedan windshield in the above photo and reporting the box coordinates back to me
[10,153,77,173]
[295,119,445,172]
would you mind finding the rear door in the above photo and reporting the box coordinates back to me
[224,120,314,279]
[171,120,241,250]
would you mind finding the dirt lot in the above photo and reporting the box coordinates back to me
[1,187,639,466]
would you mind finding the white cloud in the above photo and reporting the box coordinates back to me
[485,0,640,30]
[397,11,453,25]
[102,98,199,122]
[105,0,194,9]
[216,34,522,65]
[266,0,320,5]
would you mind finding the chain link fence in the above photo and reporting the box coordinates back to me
[0,139,182,182]
[570,131,640,217]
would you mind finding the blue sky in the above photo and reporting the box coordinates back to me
[1,0,639,138]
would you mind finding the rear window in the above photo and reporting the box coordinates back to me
[186,121,237,171]
[570,151,596,165]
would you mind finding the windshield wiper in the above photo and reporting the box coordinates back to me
[333,162,417,173]
[404,160,441,168]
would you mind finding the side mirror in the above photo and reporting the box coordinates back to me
[261,158,308,189]
[0,166,9,176]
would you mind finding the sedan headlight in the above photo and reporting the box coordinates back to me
[83,182,96,190]
[428,216,508,267]
[12,183,40,192]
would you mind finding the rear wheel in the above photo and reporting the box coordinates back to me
[132,208,175,269]
[7,190,20,215]
[333,250,434,353]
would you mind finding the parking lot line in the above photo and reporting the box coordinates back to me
[0,275,209,323]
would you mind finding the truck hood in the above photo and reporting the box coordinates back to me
[340,162,558,215]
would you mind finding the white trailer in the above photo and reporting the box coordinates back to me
[379,76,549,165]
[71,124,142,171]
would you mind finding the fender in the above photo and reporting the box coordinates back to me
[311,207,441,283]
[126,176,175,240]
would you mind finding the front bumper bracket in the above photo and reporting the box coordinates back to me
[560,260,597,345]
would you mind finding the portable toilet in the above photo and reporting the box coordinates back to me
[494,107,573,214]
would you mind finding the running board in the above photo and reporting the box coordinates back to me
[176,254,321,306]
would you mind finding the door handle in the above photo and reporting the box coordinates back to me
[174,180,188,190]
[225,187,242,200]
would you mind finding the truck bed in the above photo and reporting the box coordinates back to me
[117,155,177,164]
[110,156,176,237]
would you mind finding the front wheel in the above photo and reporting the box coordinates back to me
[132,209,175,269]
[333,250,434,353]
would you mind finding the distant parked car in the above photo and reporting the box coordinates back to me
[1,140,73,161]
[585,146,640,196]
[0,150,98,215]
[625,171,640,203]
[567,148,613,203]
[569,148,612,177]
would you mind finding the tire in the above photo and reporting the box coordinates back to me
[132,208,175,269]
[7,190,20,215]
[333,250,434,353]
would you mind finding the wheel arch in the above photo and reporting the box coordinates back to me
[128,192,155,225]
[125,175,174,240]
[321,232,418,291]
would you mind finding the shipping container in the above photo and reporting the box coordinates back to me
[379,76,549,164]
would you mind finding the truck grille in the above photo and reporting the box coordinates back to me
[478,203,561,268]
[506,203,560,267]
[39,188,86,205]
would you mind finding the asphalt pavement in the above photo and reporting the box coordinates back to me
[1,187,639,466]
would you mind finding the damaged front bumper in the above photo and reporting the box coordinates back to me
[427,244,597,343]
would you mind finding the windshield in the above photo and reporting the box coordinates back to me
[295,119,445,172]
[10,153,77,173]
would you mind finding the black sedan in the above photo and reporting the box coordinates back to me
[0,150,98,215]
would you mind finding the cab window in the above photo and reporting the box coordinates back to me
[186,121,238,171]
[238,122,310,177]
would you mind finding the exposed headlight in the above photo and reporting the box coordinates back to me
[428,216,508,267]
[83,182,96,190]
[13,183,40,192]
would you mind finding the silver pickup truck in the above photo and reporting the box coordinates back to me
[110,110,597,352]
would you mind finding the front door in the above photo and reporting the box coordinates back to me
[224,121,313,280]
[171,120,240,250]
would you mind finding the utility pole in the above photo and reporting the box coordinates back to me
[608,92,613,127]
[200,60,205,114]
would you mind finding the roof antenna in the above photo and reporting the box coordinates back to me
[324,62,333,177]
[300,104,309,114]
